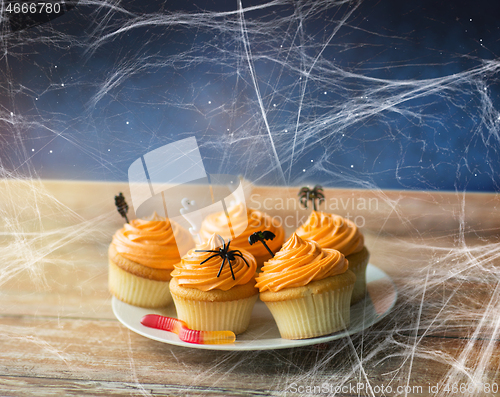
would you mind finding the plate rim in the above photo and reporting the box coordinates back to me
[112,264,397,351]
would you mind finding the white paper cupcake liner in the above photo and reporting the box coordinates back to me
[108,260,172,308]
[171,294,258,335]
[263,284,353,339]
[348,251,369,305]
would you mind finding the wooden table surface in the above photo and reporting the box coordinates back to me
[0,179,499,396]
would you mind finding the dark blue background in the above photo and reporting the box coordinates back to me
[1,0,499,191]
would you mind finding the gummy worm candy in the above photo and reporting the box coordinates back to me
[140,314,236,345]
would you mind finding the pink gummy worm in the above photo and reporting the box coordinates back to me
[140,314,236,344]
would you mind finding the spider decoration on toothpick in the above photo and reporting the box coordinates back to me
[195,235,249,280]
[114,192,129,223]
[298,185,325,211]
[248,230,276,257]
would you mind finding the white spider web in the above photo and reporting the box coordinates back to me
[0,1,499,395]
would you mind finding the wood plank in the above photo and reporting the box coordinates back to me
[0,376,279,396]
[0,316,498,394]
[0,179,498,395]
[1,179,499,236]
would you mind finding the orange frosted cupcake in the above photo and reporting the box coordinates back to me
[198,202,284,266]
[109,212,194,308]
[256,233,356,340]
[170,234,258,334]
[295,211,369,304]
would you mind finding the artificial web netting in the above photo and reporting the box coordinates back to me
[0,0,499,395]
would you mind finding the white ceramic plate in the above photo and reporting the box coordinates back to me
[112,264,397,350]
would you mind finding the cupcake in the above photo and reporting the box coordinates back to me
[295,211,369,304]
[255,233,356,340]
[170,234,258,334]
[109,212,194,308]
[198,202,284,266]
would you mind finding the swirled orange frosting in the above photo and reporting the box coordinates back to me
[255,233,348,292]
[295,211,364,256]
[111,212,194,269]
[171,234,257,291]
[199,202,284,258]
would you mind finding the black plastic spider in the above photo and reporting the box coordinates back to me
[195,235,250,280]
